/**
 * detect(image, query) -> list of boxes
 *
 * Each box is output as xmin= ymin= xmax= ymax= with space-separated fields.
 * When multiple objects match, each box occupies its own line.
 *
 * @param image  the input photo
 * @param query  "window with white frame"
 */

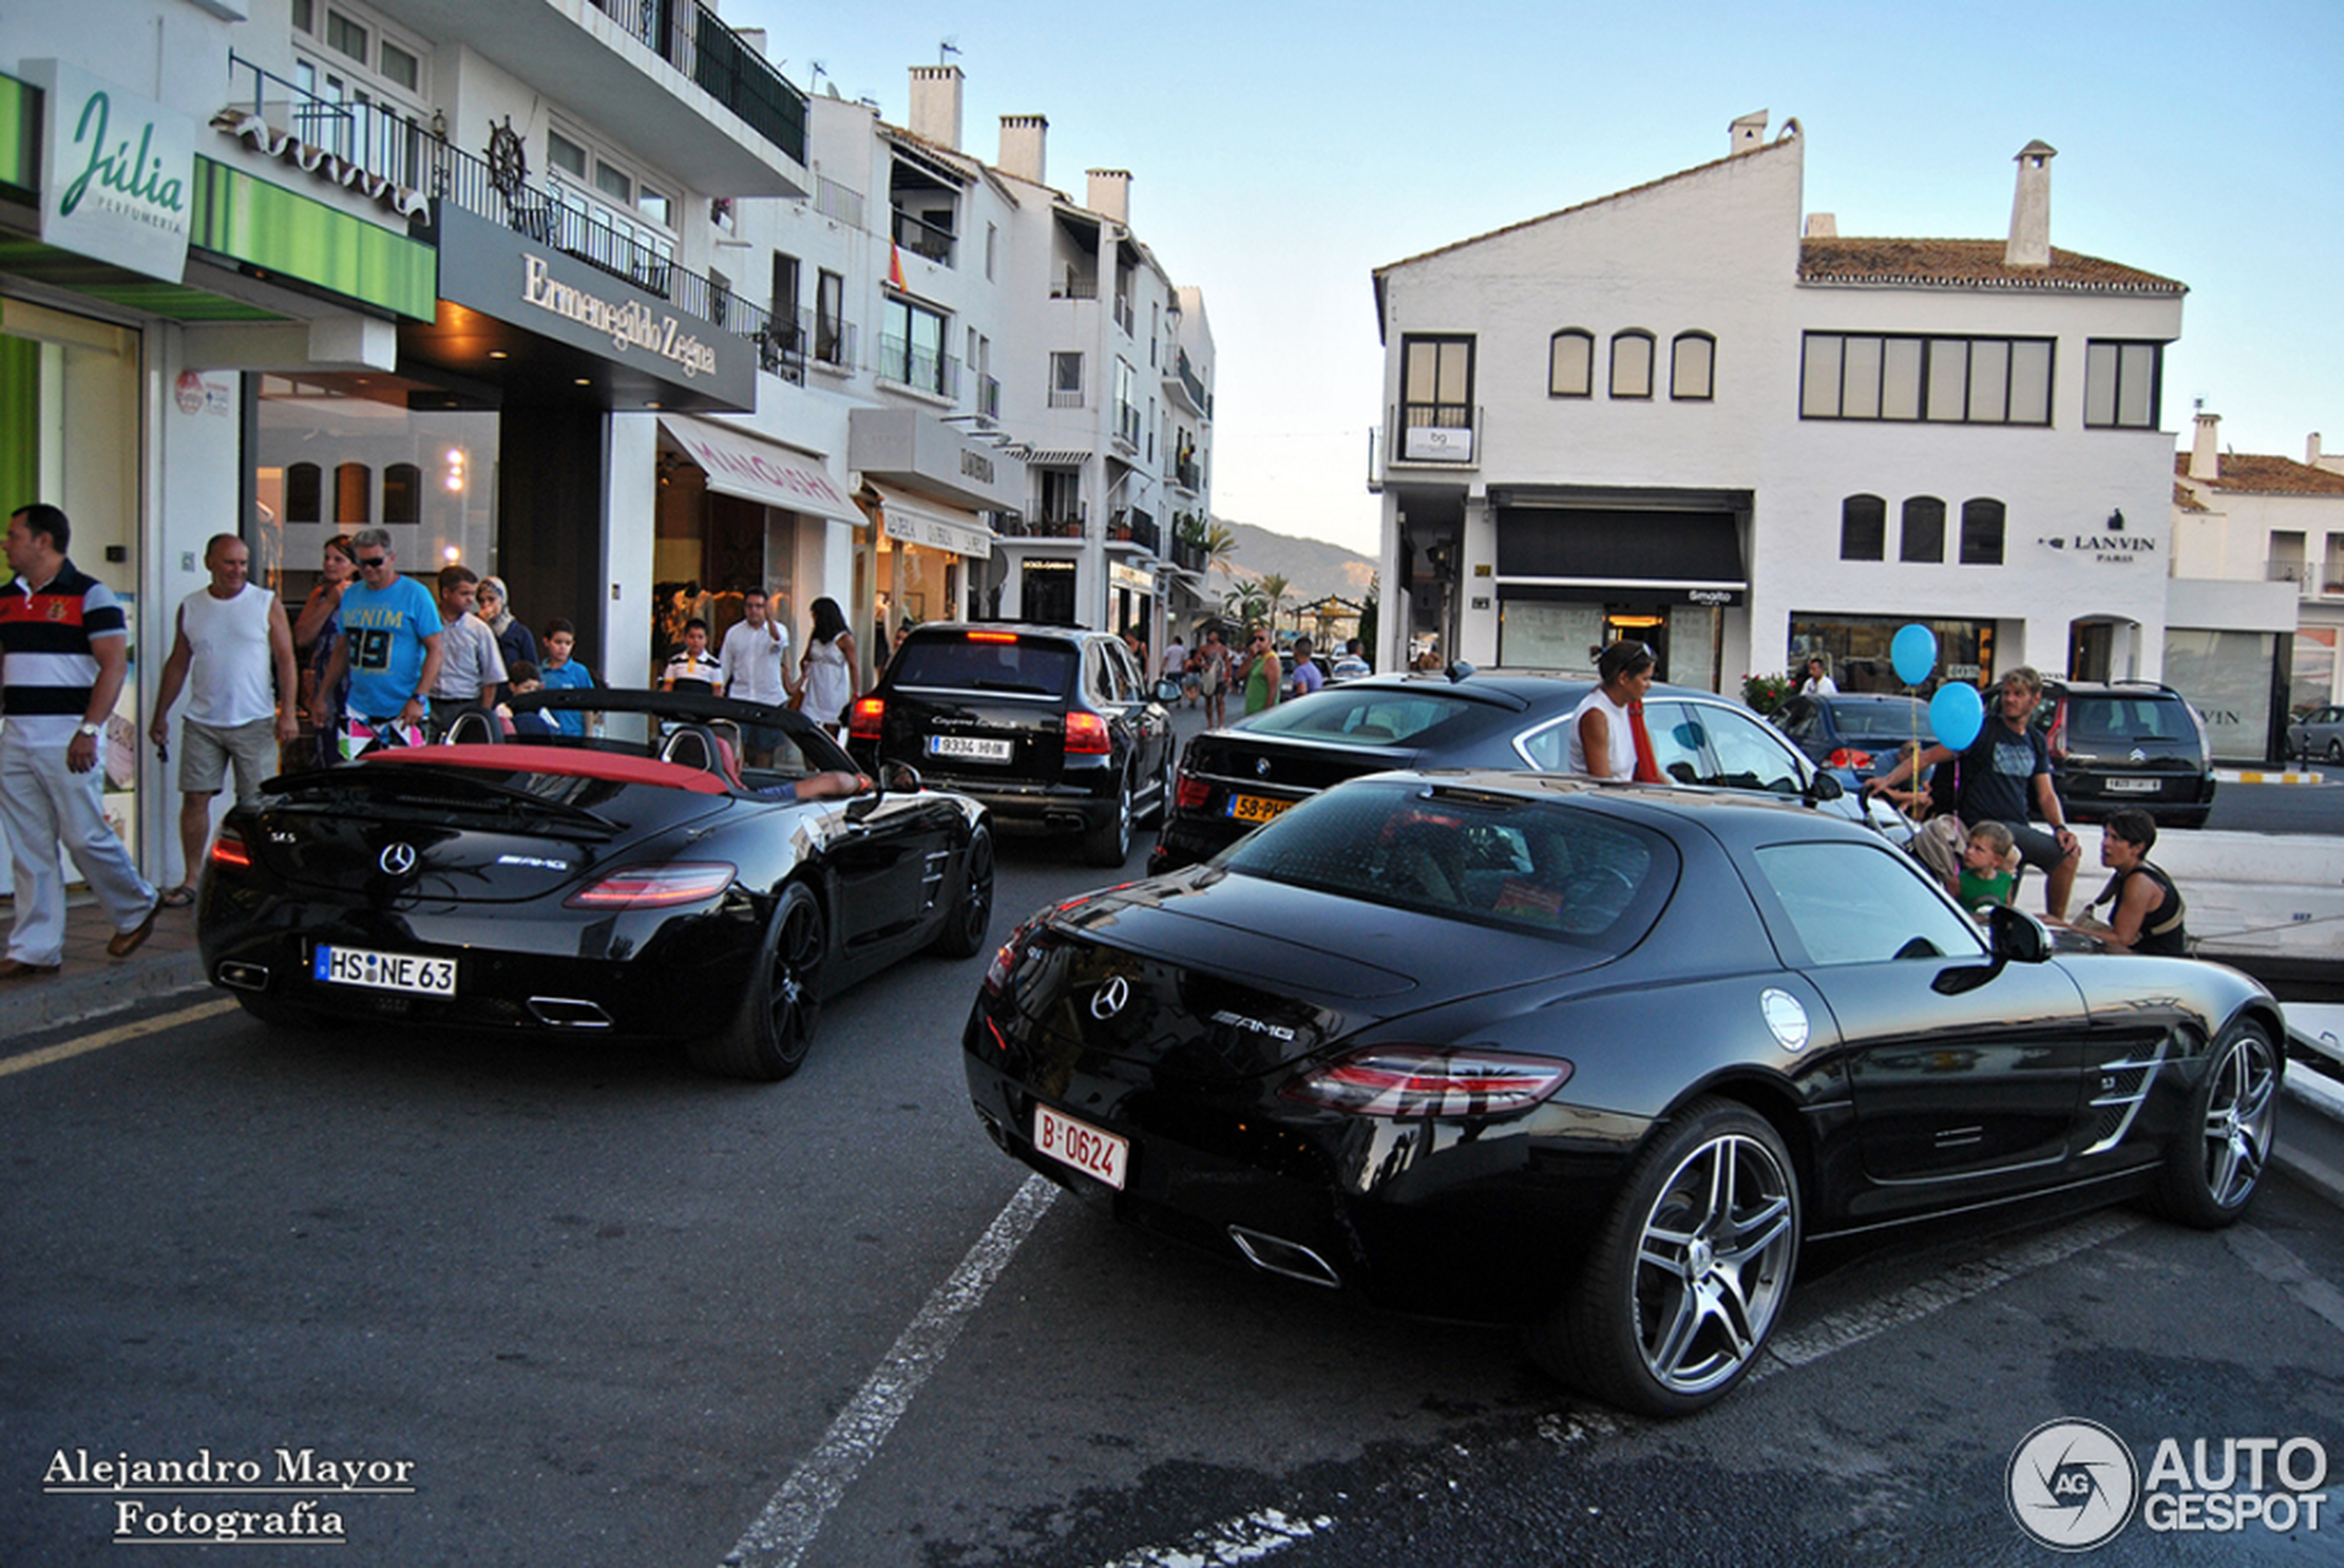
xmin=1051 ymin=352 xmax=1084 ymax=408
xmin=288 ymin=2 xmax=430 ymax=182
xmin=880 ymin=295 xmax=951 ymax=395
xmin=542 ymin=123 xmax=677 ymax=291
xmin=1801 ymin=333 xmax=2053 ymax=425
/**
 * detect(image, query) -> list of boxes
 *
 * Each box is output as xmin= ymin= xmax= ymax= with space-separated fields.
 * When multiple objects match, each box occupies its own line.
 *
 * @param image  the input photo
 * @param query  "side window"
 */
xmin=1106 ymin=641 xmax=1140 ymax=702
xmin=1776 ymin=700 xmax=1816 ymax=741
xmin=1752 ymin=842 xmax=1985 ymax=967
xmin=1517 ymin=716 xmax=1571 ymax=772
xmin=1701 ymin=706 xmax=1808 ymax=795
xmin=1638 ymin=700 xmax=1711 ymax=786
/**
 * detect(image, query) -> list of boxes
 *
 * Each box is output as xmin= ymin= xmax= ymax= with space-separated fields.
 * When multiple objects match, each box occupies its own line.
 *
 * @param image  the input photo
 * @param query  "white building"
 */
xmin=2170 ymin=413 xmax=2344 ymax=754
xmin=1369 ymin=115 xmax=2185 ymax=702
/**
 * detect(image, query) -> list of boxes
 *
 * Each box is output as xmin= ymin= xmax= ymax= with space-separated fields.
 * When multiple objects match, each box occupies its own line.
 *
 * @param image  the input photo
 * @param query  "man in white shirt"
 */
xmin=148 ymin=533 xmax=300 ymax=904
xmin=427 ymin=565 xmax=507 ymax=736
xmin=717 ymin=589 xmax=794 ymax=764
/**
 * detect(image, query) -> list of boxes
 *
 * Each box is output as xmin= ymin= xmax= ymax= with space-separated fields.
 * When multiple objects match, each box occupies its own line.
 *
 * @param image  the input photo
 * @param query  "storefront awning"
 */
xmin=869 ymin=484 xmax=993 ymax=559
xmin=658 ymin=414 xmax=859 ymax=523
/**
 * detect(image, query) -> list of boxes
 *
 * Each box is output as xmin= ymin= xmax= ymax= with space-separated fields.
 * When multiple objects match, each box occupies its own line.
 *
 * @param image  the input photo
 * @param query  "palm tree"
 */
xmin=1256 ymin=572 xmax=1293 ymax=634
xmin=1202 ymin=521 xmax=1240 ymax=581
xmin=1221 ymin=581 xmax=1269 ymax=627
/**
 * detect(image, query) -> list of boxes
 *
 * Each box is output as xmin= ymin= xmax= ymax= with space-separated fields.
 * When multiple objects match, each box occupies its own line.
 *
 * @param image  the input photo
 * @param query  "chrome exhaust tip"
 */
xmin=215 ymin=962 xmax=269 ymax=992
xmin=1227 ymin=1225 xmax=1342 ymax=1289
xmin=526 ymin=998 xmax=614 ymax=1028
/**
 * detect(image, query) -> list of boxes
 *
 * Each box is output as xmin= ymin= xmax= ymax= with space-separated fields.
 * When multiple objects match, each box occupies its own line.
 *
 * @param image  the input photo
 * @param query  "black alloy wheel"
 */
xmin=1084 ymin=773 xmax=1134 ymax=867
xmin=693 ymin=881 xmax=824 ymax=1081
xmin=1533 ymin=1096 xmax=1800 ymax=1417
xmin=2153 ymin=1020 xmax=2279 ymax=1227
xmin=929 ymin=825 xmax=996 ymax=959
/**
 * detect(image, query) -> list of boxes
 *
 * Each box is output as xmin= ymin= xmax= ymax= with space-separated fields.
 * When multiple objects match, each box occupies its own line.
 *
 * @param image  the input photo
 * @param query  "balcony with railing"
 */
xmin=1165 ymin=345 xmax=1209 ymax=417
xmin=225 ymin=53 xmax=432 ymax=194
xmin=812 ymin=316 xmax=856 ymax=374
xmin=583 ymin=0 xmax=807 ymax=165
xmin=876 ymin=335 xmax=959 ymax=400
xmin=1114 ymin=401 xmax=1142 ymax=450
xmin=1050 ymin=269 xmax=1099 ymax=300
xmin=1000 ymin=502 xmax=1088 ymax=541
xmin=1106 ymin=509 xmax=1160 ymax=554
xmin=1166 ymin=455 xmax=1202 ymax=494
xmin=891 ymin=208 xmax=956 ymax=268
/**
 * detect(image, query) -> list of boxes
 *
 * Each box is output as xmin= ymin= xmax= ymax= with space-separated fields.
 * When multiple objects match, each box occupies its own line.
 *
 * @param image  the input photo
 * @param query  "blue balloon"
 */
xmin=1890 ymin=624 xmax=1938 ymax=687
xmin=1930 ymin=681 xmax=1986 ymax=752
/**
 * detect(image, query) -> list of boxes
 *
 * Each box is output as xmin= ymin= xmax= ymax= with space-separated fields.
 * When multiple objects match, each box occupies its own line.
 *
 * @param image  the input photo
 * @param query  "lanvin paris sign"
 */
xmin=26 ymin=61 xmax=194 ymax=282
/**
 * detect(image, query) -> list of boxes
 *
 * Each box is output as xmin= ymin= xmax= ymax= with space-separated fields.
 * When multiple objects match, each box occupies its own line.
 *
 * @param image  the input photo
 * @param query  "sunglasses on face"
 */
xmin=359 ymin=557 xmax=388 ymax=569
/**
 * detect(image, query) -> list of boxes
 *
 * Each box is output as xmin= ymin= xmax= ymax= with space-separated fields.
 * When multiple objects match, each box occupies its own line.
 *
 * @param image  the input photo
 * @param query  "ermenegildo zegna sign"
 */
xmin=434 ymin=203 xmax=753 ymax=409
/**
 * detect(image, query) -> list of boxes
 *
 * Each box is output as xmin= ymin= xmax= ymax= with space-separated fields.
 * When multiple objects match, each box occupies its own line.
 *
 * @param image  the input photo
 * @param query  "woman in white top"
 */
xmin=797 ymin=595 xmax=858 ymax=736
xmin=1566 ymin=640 xmax=1659 ymax=778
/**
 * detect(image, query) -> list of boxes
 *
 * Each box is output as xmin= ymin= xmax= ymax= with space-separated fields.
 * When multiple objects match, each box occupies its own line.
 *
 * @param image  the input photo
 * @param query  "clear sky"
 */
xmin=731 ymin=0 xmax=2342 ymax=557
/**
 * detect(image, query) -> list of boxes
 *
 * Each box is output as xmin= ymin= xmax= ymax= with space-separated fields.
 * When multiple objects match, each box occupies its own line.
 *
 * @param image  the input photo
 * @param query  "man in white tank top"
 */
xmin=149 ymin=534 xmax=299 ymax=904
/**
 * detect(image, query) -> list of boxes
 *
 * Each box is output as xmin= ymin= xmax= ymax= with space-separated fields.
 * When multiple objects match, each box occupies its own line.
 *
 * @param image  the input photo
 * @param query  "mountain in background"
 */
xmin=1211 ymin=521 xmax=1377 ymax=606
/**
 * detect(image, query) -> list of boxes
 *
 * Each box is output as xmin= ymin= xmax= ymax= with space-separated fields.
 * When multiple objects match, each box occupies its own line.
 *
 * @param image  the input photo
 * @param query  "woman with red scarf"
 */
xmin=1565 ymin=641 xmax=1663 ymax=782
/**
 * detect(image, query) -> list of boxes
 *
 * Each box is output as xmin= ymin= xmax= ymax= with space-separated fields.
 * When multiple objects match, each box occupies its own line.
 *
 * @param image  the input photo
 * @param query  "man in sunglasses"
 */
xmin=1238 ymin=624 xmax=1282 ymax=716
xmin=309 ymin=527 xmax=444 ymax=755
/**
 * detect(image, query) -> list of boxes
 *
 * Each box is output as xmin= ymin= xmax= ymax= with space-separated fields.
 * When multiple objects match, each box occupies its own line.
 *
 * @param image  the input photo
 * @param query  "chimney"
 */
xmin=907 ymin=64 xmax=963 ymax=150
xmin=1087 ymin=168 xmax=1130 ymax=224
xmin=2310 ymin=433 xmax=2325 ymax=466
xmin=998 ymin=114 xmax=1047 ymax=185
xmin=1804 ymin=213 xmax=1837 ymax=238
xmin=2005 ymin=140 xmax=2055 ymax=269
xmin=2190 ymin=411 xmax=2220 ymax=481
xmin=1729 ymin=111 xmax=1767 ymax=156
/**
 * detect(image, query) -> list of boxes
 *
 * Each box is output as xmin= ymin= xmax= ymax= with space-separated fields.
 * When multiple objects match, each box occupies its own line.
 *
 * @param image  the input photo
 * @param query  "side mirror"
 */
xmin=1802 ymin=769 xmax=1845 ymax=804
xmin=1988 ymin=902 xmax=2052 ymax=964
xmin=1153 ymin=677 xmax=1182 ymax=705
xmin=846 ymin=762 xmax=921 ymax=822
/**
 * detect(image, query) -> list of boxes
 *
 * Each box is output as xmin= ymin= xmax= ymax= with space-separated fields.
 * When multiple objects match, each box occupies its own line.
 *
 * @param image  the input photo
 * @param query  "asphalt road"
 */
xmin=2210 ymin=775 xmax=2344 ymax=836
xmin=6 ymin=712 xmax=2343 ymax=1565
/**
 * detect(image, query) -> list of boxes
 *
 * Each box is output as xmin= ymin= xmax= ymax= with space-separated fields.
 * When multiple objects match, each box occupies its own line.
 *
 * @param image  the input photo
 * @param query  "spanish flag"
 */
xmin=888 ymin=243 xmax=906 ymax=291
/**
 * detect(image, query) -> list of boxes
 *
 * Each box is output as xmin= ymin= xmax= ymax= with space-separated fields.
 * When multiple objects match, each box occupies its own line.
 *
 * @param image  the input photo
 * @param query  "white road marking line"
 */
xmin=1092 ymin=1508 xmax=1336 ymax=1568
xmin=2225 ymin=1224 xmax=2344 ymax=1339
xmin=722 ymin=1173 xmax=1059 ymax=1568
xmin=0 ymin=998 xmax=240 ymax=1080
xmin=1754 ymin=1210 xmax=2144 ymax=1377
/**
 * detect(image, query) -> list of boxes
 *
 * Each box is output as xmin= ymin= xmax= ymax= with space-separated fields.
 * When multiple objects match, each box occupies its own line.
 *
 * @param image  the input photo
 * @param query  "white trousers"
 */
xmin=0 ymin=734 xmax=156 ymax=966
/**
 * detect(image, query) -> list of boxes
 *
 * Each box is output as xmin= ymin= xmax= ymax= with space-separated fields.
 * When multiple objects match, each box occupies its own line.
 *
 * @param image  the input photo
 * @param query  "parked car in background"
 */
xmin=969 ymin=771 xmax=2282 ymax=1416
xmin=1771 ymin=692 xmax=1936 ymax=782
xmin=2285 ymin=703 xmax=2344 ymax=763
xmin=849 ymin=622 xmax=1175 ymax=866
xmin=1148 ymin=669 xmax=1907 ymax=873
xmin=2031 ymin=678 xmax=2218 ymax=829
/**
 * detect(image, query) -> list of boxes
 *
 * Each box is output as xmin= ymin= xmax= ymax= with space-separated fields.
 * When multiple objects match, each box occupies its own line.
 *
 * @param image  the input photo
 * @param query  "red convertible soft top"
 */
xmin=361 ymin=744 xmax=729 ymax=794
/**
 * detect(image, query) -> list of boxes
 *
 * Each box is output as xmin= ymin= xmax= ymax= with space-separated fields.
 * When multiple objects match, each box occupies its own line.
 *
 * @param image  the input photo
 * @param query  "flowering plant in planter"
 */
xmin=1741 ymin=672 xmax=1797 ymax=716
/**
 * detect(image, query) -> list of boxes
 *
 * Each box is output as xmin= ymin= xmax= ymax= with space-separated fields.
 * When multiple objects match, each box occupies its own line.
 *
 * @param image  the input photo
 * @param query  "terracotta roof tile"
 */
xmin=2172 ymin=451 xmax=2344 ymax=496
xmin=1800 ymin=238 xmax=2183 ymax=294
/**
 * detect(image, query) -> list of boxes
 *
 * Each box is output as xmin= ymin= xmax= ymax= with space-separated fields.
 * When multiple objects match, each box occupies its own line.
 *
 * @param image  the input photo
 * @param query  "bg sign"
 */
xmin=25 ymin=60 xmax=194 ymax=282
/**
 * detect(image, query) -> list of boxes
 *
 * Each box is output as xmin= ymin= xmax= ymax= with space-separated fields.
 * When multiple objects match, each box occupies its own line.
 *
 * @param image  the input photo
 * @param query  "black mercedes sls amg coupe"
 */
xmin=965 ymin=770 xmax=2283 ymax=1415
xmin=199 ymin=689 xmax=993 ymax=1080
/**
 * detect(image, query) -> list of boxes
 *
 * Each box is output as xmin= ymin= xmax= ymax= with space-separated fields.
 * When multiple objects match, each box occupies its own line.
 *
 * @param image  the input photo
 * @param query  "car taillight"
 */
xmin=1826 ymin=747 xmax=1873 ymax=772
xmin=848 ymin=696 xmax=885 ymax=739
xmin=564 ymin=863 xmax=735 ymax=909
xmin=1175 ymin=769 xmax=1212 ymax=810
xmin=1282 ymin=1046 xmax=1573 ymax=1119
xmin=2046 ymin=700 xmax=2067 ymax=761
xmin=1064 ymin=712 xmax=1111 ymax=755
xmin=210 ymin=824 xmax=252 ymax=872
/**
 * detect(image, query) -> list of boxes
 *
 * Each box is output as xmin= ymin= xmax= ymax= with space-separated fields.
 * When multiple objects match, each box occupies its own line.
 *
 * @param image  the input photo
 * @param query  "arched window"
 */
xmin=1900 ymin=496 xmax=1946 ymax=563
xmin=1670 ymin=331 xmax=1716 ymax=401
xmin=1839 ymin=495 xmax=1885 ymax=561
xmin=1960 ymin=497 xmax=2005 ymax=565
xmin=333 ymin=462 xmax=372 ymax=526
xmin=1549 ymin=329 xmax=1594 ymax=398
xmin=1609 ymin=330 xmax=1655 ymax=399
xmin=382 ymin=462 xmax=422 ymax=524
xmin=283 ymin=462 xmax=322 ymax=525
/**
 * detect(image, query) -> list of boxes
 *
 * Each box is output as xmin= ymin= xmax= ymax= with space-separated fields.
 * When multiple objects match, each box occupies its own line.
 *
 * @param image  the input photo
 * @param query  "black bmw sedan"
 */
xmin=1148 ymin=669 xmax=1907 ymax=873
xmin=967 ymin=771 xmax=2281 ymax=1416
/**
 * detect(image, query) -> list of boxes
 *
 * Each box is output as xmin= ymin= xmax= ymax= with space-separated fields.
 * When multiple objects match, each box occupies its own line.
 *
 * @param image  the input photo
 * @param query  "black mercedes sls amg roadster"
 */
xmin=199 ymin=689 xmax=993 ymax=1080
xmin=965 ymin=770 xmax=2282 ymax=1415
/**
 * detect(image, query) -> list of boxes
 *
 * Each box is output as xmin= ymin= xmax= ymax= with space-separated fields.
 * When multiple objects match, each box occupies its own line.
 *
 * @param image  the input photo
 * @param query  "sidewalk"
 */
xmin=0 ymin=893 xmax=210 ymax=1035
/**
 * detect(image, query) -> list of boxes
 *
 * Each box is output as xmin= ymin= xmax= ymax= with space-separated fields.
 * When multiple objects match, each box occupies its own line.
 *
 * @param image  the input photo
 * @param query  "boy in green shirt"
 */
xmin=1952 ymin=820 xmax=2019 ymax=913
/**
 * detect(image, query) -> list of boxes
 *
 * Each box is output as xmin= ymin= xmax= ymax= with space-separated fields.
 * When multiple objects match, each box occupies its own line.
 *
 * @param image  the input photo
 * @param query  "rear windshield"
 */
xmin=1829 ymin=702 xmax=1927 ymax=738
xmin=2063 ymin=696 xmax=2195 ymax=747
xmin=1239 ymin=688 xmax=1481 ymax=747
xmin=891 ymin=636 xmax=1076 ymax=697
xmin=1217 ymin=779 xmax=1673 ymax=949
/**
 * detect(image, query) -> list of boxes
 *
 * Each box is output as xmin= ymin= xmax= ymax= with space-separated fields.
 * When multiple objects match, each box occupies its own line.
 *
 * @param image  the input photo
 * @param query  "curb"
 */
xmin=2217 ymin=768 xmax=2333 ymax=784
xmin=6 ymin=952 xmax=212 ymax=1035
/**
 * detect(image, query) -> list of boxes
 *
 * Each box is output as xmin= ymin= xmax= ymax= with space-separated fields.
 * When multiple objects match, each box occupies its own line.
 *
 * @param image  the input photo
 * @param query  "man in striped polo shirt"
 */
xmin=0 ymin=504 xmax=161 ymax=977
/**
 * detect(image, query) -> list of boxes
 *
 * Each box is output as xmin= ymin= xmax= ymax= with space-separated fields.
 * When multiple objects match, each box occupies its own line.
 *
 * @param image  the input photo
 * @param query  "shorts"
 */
xmin=1992 ymin=820 xmax=2073 ymax=873
xmin=180 ymin=716 xmax=280 ymax=800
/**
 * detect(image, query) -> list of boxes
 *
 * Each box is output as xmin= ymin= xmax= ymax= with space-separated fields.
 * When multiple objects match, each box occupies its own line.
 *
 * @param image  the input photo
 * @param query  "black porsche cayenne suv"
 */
xmin=848 ymin=622 xmax=1175 ymax=866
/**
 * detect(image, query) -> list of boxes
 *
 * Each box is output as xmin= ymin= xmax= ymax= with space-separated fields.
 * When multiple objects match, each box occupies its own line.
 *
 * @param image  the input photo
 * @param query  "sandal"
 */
xmin=157 ymin=885 xmax=197 ymax=909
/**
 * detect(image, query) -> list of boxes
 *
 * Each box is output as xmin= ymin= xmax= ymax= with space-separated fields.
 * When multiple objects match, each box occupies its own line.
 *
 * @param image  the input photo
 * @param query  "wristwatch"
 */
xmin=76 ymin=721 xmax=101 ymax=737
